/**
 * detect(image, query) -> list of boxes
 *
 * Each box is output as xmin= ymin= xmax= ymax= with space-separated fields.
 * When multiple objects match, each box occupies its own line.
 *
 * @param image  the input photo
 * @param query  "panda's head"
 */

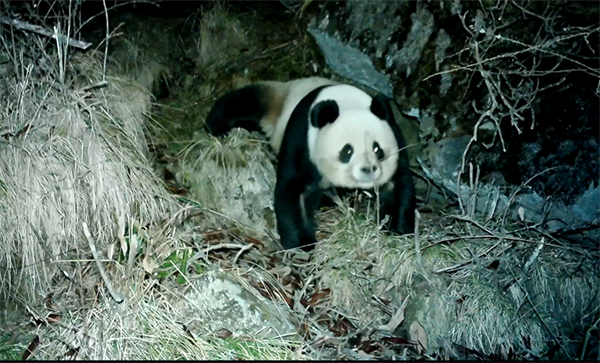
xmin=307 ymin=85 xmax=400 ymax=190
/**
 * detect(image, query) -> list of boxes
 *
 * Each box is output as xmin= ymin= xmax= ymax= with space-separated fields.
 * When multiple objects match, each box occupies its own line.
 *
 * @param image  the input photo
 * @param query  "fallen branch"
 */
xmin=200 ymin=241 xmax=254 ymax=265
xmin=82 ymin=222 xmax=124 ymax=303
xmin=0 ymin=16 xmax=92 ymax=50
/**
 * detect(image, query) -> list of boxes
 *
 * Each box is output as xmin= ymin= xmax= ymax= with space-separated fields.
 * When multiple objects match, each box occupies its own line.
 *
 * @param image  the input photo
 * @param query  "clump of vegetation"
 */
xmin=1 ymin=0 xmax=597 ymax=361
xmin=0 ymin=16 xmax=176 ymax=303
xmin=0 ymin=1 xmax=306 ymax=360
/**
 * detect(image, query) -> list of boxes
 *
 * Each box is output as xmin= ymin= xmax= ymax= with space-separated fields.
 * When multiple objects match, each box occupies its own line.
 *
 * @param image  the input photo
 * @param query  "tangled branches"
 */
xmin=424 ymin=0 xmax=600 ymax=173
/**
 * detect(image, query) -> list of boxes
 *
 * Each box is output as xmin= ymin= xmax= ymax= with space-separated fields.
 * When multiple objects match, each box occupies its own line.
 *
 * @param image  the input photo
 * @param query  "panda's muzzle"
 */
xmin=360 ymin=165 xmax=378 ymax=175
xmin=353 ymin=162 xmax=382 ymax=186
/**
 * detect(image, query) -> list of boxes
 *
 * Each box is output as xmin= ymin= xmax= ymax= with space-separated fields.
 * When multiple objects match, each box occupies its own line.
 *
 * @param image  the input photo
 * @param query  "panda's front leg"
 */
xmin=378 ymin=178 xmax=416 ymax=235
xmin=274 ymin=179 xmax=322 ymax=250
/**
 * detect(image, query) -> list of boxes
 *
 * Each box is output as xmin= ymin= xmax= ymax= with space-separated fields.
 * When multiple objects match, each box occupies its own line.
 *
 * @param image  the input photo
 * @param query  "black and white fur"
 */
xmin=205 ymin=77 xmax=415 ymax=250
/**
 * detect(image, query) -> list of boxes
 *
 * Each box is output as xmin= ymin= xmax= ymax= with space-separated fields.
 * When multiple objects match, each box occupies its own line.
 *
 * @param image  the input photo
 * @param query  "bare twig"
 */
xmin=414 ymin=210 xmax=423 ymax=269
xmin=75 ymin=0 xmax=156 ymax=35
xmin=0 ymin=16 xmax=91 ymax=49
xmin=433 ymin=238 xmax=506 ymax=274
xmin=420 ymin=234 xmax=586 ymax=255
xmin=82 ymin=222 xmax=124 ymax=303
xmin=501 ymin=166 xmax=563 ymax=233
xmin=580 ymin=317 xmax=600 ymax=360
xmin=523 ymin=237 xmax=544 ymax=272
xmin=422 ymin=28 xmax=600 ymax=82
xmin=424 ymin=4 xmax=599 ymax=180
xmin=233 ymin=243 xmax=253 ymax=265
xmin=201 ymin=242 xmax=252 ymax=256
xmin=101 ymin=0 xmax=109 ymax=83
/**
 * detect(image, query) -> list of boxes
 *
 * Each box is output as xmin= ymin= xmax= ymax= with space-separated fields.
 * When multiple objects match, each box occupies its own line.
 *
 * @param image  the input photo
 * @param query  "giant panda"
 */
xmin=205 ymin=77 xmax=416 ymax=250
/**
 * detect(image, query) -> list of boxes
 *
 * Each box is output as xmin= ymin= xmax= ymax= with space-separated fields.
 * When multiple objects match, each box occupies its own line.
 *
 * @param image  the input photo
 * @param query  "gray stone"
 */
xmin=387 ymin=8 xmax=435 ymax=77
xmin=180 ymin=269 xmax=299 ymax=340
xmin=308 ymin=27 xmax=393 ymax=98
xmin=421 ymin=136 xmax=599 ymax=233
xmin=572 ymin=184 xmax=600 ymax=226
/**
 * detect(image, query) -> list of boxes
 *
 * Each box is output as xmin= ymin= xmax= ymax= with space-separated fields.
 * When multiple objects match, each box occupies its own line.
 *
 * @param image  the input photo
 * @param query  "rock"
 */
xmin=307 ymin=27 xmax=393 ymax=98
xmin=422 ymin=136 xmax=599 ymax=234
xmin=386 ymin=8 xmax=434 ymax=78
xmin=179 ymin=269 xmax=299 ymax=340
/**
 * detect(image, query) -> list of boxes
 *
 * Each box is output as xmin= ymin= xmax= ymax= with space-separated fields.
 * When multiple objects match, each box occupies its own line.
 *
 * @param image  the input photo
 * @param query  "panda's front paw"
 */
xmin=382 ymin=214 xmax=414 ymax=235
xmin=280 ymin=235 xmax=317 ymax=251
xmin=393 ymin=216 xmax=414 ymax=235
xmin=280 ymin=233 xmax=317 ymax=250
xmin=298 ymin=235 xmax=318 ymax=251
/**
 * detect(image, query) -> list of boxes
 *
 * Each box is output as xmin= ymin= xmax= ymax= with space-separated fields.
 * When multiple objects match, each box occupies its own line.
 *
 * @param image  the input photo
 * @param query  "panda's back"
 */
xmin=260 ymin=77 xmax=337 ymax=153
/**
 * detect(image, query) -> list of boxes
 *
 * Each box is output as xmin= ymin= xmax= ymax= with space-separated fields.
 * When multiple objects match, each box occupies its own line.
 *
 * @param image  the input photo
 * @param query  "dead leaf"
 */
xmin=268 ymin=255 xmax=282 ymax=264
xmin=409 ymin=321 xmax=428 ymax=354
xmin=118 ymin=211 xmax=127 ymax=255
xmin=308 ymin=288 xmax=331 ymax=307
xmin=203 ymin=230 xmax=230 ymax=245
xmin=381 ymin=336 xmax=411 ymax=345
xmin=268 ymin=265 xmax=292 ymax=278
xmin=249 ymin=280 xmax=293 ymax=308
xmin=378 ymin=297 xmax=409 ymax=332
xmin=47 ymin=314 xmax=61 ymax=323
xmin=243 ymin=236 xmax=263 ymax=247
xmin=142 ymin=252 xmax=157 ymax=274
xmin=289 ymin=271 xmax=303 ymax=289
xmin=330 ymin=316 xmax=356 ymax=337
xmin=107 ymin=242 xmax=116 ymax=261
xmin=518 ymin=206 xmax=525 ymax=221
xmin=215 ymin=328 xmax=232 ymax=339
xmin=22 ymin=335 xmax=39 ymax=360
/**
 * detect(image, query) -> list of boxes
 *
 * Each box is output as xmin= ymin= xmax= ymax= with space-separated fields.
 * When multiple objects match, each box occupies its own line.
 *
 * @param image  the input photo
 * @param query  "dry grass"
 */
xmin=196 ymin=2 xmax=249 ymax=68
xmin=106 ymin=9 xmax=190 ymax=96
xmin=171 ymin=128 xmax=278 ymax=242
xmin=304 ymin=192 xmax=599 ymax=359
xmin=1 ymin=3 xmax=307 ymax=360
xmin=2 ymin=1 xmax=596 ymax=360
xmin=24 ymin=274 xmax=304 ymax=360
xmin=150 ymin=3 xmax=301 ymax=242
xmin=144 ymin=2 xmax=598 ymax=359
xmin=0 ymin=43 xmax=176 ymax=300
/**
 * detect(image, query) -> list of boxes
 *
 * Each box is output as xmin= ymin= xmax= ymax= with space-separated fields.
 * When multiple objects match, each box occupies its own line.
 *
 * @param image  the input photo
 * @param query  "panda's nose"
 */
xmin=361 ymin=165 xmax=378 ymax=175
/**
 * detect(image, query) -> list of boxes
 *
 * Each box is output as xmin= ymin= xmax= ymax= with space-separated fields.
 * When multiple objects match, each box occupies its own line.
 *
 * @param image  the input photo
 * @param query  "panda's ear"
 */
xmin=370 ymin=95 xmax=392 ymax=122
xmin=310 ymin=100 xmax=339 ymax=128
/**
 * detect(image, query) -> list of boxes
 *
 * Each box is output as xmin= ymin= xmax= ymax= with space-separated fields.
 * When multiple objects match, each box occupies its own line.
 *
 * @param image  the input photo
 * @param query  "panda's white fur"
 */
xmin=257 ymin=77 xmax=338 ymax=153
xmin=306 ymin=84 xmax=399 ymax=190
xmin=254 ymin=78 xmax=399 ymax=190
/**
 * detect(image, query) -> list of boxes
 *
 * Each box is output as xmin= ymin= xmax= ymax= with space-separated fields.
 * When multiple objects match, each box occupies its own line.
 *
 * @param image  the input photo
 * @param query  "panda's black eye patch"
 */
xmin=311 ymin=100 xmax=339 ymax=128
xmin=339 ymin=144 xmax=353 ymax=163
xmin=373 ymin=142 xmax=385 ymax=160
